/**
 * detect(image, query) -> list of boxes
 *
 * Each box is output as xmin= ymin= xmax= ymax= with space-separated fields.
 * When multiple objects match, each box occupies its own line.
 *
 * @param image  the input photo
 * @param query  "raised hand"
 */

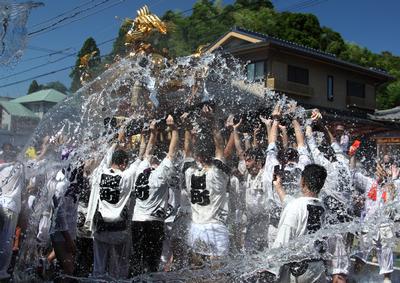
xmin=271 ymin=103 xmax=282 ymax=119
xmin=225 ymin=114 xmax=235 ymax=129
xmin=166 ymin=114 xmax=176 ymax=129
xmin=311 ymin=108 xmax=322 ymax=121
xmin=149 ymin=119 xmax=157 ymax=132
xmin=259 ymin=115 xmax=272 ymax=127
xmin=180 ymin=112 xmax=190 ymax=122
xmin=233 ymin=118 xmax=242 ymax=131
xmin=202 ymin=104 xmax=214 ymax=118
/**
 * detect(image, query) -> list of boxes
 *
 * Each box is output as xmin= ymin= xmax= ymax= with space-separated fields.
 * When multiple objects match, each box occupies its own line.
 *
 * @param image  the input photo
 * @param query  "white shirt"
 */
xmin=273 ymin=197 xmax=325 ymax=248
xmin=132 ymin=157 xmax=175 ymax=222
xmin=0 ymin=162 xmax=25 ymax=214
xmin=85 ymin=145 xmax=140 ymax=232
xmin=307 ymin=136 xmax=352 ymax=211
xmin=48 ymin=170 xmax=79 ymax=239
xmin=185 ymin=160 xmax=229 ymax=225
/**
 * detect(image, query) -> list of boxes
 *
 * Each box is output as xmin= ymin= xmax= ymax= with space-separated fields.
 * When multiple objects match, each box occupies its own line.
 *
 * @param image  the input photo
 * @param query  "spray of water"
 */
xmin=0 ymin=1 xmax=43 ymax=65
xmin=10 ymin=51 xmax=400 ymax=282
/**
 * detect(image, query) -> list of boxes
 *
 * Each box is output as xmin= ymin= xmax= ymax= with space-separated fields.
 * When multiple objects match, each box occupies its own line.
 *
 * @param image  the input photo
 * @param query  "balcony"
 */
xmin=346 ymin=96 xmax=374 ymax=111
xmin=266 ymin=77 xmax=314 ymax=97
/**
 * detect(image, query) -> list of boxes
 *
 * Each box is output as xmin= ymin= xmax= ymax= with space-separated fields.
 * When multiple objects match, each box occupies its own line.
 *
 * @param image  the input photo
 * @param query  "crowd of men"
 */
xmin=0 ymin=102 xmax=399 ymax=283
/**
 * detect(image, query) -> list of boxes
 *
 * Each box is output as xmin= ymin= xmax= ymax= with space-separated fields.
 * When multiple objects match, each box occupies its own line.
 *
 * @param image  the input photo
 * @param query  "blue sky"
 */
xmin=0 ymin=0 xmax=398 ymax=98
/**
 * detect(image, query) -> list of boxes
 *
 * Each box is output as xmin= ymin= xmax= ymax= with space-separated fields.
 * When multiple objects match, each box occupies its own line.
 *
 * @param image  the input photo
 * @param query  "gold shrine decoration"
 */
xmin=125 ymin=5 xmax=167 ymax=45
xmin=192 ymin=45 xmax=208 ymax=58
xmin=79 ymin=51 xmax=98 ymax=69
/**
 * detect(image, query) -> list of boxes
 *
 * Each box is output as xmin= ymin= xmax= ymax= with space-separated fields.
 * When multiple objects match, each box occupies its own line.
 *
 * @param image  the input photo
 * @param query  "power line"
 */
xmin=28 ymin=0 xmax=118 ymax=36
xmin=1 ymin=1 xmax=188 ymax=88
xmin=0 ymin=53 xmax=75 ymax=81
xmin=20 ymin=47 xmax=76 ymax=63
xmin=35 ymin=0 xmax=128 ymax=36
xmin=280 ymin=0 xmax=328 ymax=12
xmin=31 ymin=0 xmax=98 ymax=28
xmin=0 ymin=53 xmax=111 ymax=89
xmin=0 ymin=38 xmax=115 ymax=81
xmin=27 ymin=45 xmax=73 ymax=54
xmin=0 ymin=66 xmax=73 ymax=89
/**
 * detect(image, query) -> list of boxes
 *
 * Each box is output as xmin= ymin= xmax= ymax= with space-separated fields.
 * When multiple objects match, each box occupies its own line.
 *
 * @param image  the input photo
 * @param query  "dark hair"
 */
xmin=318 ymin=143 xmax=337 ymax=163
xmin=194 ymin=142 xmax=215 ymax=165
xmin=284 ymin=147 xmax=299 ymax=163
xmin=111 ymin=150 xmax=129 ymax=166
xmin=245 ymin=148 xmax=266 ymax=166
xmin=301 ymin=164 xmax=327 ymax=195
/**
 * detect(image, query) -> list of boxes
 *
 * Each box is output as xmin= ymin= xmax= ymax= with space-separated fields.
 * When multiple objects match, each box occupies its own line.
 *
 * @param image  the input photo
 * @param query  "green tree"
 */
xmin=111 ymin=20 xmax=132 ymax=58
xmin=275 ymin=12 xmax=322 ymax=49
xmin=28 ymin=80 xmax=41 ymax=94
xmin=70 ymin=37 xmax=101 ymax=92
xmin=234 ymin=0 xmax=273 ymax=10
xmin=43 ymin=81 xmax=68 ymax=94
xmin=109 ymin=0 xmax=400 ymax=109
xmin=319 ymin=27 xmax=346 ymax=56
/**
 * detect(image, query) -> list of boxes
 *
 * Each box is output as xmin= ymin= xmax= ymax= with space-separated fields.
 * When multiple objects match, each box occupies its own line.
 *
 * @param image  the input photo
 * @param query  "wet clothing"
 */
xmin=272 ymin=197 xmax=326 ymax=283
xmin=132 ymin=157 xmax=175 ymax=274
xmin=352 ymin=171 xmax=395 ymax=275
xmin=131 ymin=220 xmax=164 ymax=275
xmin=86 ymin=145 xmax=140 ymax=279
xmin=132 ymin=158 xmax=175 ymax=222
xmin=0 ymin=162 xmax=24 ymax=280
xmin=185 ymin=159 xmax=230 ymax=256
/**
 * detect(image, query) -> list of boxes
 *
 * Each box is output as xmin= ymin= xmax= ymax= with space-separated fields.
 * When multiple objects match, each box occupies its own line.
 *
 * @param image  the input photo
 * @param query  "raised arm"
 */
xmin=224 ymin=131 xmax=236 ymax=160
xmin=144 ymin=120 xmax=157 ymax=161
xmin=205 ymin=108 xmax=225 ymax=161
xmin=166 ymin=115 xmax=179 ymax=161
xmin=305 ymin=125 xmax=332 ymax=169
xmin=292 ymin=119 xmax=305 ymax=148
xmin=138 ymin=133 xmax=148 ymax=160
xmin=279 ymin=124 xmax=288 ymax=150
xmin=233 ymin=119 xmax=245 ymax=160
xmin=214 ymin=122 xmax=225 ymax=161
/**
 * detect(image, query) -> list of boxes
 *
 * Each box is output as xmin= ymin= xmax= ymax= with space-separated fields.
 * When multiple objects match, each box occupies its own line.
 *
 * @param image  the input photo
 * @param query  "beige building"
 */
xmin=207 ymin=27 xmax=393 ymax=113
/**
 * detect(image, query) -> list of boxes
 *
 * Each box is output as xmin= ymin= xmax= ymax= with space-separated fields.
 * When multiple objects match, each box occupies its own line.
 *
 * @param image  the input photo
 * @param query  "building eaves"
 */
xmin=12 ymin=89 xmax=66 ymax=104
xmin=368 ymin=106 xmax=400 ymax=122
xmin=0 ymin=101 xmax=39 ymax=118
xmin=210 ymin=26 xmax=394 ymax=82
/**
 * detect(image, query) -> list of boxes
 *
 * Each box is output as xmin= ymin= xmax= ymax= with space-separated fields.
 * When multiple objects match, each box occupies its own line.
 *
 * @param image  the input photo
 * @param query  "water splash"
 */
xmin=0 ymin=1 xmax=43 ymax=65
xmin=11 ymin=51 xmax=400 ymax=282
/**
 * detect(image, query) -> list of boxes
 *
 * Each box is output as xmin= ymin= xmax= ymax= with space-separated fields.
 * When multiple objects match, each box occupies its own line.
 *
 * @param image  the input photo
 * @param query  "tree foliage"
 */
xmin=27 ymin=80 xmax=40 ymax=94
xmin=109 ymin=0 xmax=399 ymax=109
xmin=27 ymin=80 xmax=68 ymax=94
xmin=70 ymin=37 xmax=101 ymax=92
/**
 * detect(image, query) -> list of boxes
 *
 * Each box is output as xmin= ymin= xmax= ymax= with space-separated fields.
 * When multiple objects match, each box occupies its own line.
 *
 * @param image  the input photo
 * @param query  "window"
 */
xmin=288 ymin=65 xmax=309 ymax=85
xmin=347 ymin=80 xmax=365 ymax=98
xmin=247 ymin=61 xmax=266 ymax=82
xmin=327 ymin=76 xmax=334 ymax=101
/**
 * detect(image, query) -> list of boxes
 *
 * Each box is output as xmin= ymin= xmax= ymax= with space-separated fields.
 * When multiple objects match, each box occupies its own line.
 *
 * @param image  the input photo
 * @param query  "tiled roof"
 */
xmin=368 ymin=106 xmax=400 ymax=122
xmin=0 ymin=101 xmax=39 ymax=118
xmin=232 ymin=26 xmax=337 ymax=58
xmin=12 ymin=89 xmax=66 ymax=104
xmin=210 ymin=26 xmax=393 ymax=80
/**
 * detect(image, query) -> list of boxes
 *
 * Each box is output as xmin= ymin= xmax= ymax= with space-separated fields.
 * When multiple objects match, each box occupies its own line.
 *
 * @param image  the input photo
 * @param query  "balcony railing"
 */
xmin=346 ymin=96 xmax=374 ymax=110
xmin=266 ymin=77 xmax=314 ymax=97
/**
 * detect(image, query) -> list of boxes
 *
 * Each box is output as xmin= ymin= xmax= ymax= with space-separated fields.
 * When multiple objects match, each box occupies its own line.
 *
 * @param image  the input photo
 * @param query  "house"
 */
xmin=0 ymin=89 xmax=66 ymax=146
xmin=0 ymin=101 xmax=39 ymax=131
xmin=11 ymin=89 xmax=66 ymax=119
xmin=368 ymin=107 xmax=400 ymax=158
xmin=206 ymin=26 xmax=397 ymax=159
xmin=206 ymin=26 xmax=394 ymax=114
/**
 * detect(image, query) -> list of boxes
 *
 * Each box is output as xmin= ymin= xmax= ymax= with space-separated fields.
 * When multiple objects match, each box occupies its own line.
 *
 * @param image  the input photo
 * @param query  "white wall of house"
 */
xmin=1 ymin=109 xmax=11 ymax=130
xmin=23 ymin=102 xmax=56 ymax=119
